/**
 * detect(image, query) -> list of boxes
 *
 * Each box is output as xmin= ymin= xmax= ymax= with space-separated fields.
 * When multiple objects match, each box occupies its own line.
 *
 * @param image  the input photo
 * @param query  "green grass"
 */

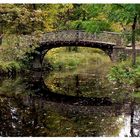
xmin=132 ymin=92 xmax=140 ymax=98
xmin=131 ymin=91 xmax=140 ymax=103
xmin=0 ymin=61 xmax=23 ymax=74
xmin=44 ymin=47 xmax=111 ymax=71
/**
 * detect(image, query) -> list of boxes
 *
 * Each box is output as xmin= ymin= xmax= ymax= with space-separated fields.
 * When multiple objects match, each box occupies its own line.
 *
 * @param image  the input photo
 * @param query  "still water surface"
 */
xmin=0 ymin=68 xmax=140 ymax=137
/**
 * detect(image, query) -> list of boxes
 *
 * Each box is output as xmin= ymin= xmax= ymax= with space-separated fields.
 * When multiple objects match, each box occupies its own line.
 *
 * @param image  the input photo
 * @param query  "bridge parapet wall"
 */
xmin=112 ymin=47 xmax=140 ymax=61
xmin=41 ymin=30 xmax=124 ymax=46
xmin=125 ymin=48 xmax=140 ymax=57
xmin=112 ymin=47 xmax=126 ymax=61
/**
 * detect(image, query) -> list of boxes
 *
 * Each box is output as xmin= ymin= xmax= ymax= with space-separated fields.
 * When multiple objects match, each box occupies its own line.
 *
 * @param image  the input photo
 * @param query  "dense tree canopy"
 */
xmin=1 ymin=4 xmax=140 ymax=65
xmin=0 ymin=4 xmax=123 ymax=35
xmin=104 ymin=4 xmax=140 ymax=65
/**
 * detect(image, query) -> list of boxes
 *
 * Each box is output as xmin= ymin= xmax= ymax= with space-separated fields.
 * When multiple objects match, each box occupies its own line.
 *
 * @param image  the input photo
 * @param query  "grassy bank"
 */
xmin=0 ymin=61 xmax=24 ymax=76
xmin=44 ymin=47 xmax=111 ymax=71
xmin=108 ymin=57 xmax=140 ymax=92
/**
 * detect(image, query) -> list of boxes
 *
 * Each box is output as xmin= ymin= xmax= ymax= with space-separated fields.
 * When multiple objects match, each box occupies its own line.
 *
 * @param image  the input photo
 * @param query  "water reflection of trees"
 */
xmin=130 ymin=103 xmax=140 ymax=137
xmin=0 ymin=76 xmax=127 ymax=136
xmin=0 ymin=95 xmax=123 ymax=136
xmin=44 ymin=71 xmax=130 ymax=103
xmin=44 ymin=72 xmax=107 ymax=97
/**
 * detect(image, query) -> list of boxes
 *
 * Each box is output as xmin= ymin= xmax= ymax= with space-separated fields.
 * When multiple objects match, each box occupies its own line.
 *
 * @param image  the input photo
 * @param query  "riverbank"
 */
xmin=0 ymin=61 xmax=25 ymax=76
xmin=1 ymin=44 xmax=140 ymax=98
xmin=0 ymin=46 xmax=111 ymax=76
xmin=108 ymin=57 xmax=140 ymax=94
xmin=44 ymin=47 xmax=111 ymax=71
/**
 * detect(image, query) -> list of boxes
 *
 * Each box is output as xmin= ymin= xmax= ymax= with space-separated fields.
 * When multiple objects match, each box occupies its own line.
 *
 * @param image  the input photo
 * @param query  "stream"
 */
xmin=0 ymin=67 xmax=139 ymax=137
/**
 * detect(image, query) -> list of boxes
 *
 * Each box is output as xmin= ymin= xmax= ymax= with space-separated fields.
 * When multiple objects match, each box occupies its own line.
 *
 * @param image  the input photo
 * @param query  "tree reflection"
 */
xmin=0 ymin=76 xmax=129 ymax=136
xmin=130 ymin=103 xmax=140 ymax=137
xmin=44 ymin=70 xmax=129 ymax=103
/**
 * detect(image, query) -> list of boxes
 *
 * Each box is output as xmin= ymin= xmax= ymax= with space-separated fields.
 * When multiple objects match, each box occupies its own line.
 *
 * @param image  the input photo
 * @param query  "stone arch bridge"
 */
xmin=28 ymin=30 xmax=126 ymax=69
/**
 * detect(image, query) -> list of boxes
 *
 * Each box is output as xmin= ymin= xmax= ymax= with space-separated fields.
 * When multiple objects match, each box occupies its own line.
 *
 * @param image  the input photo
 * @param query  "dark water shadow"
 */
xmin=24 ymin=73 xmax=121 ymax=106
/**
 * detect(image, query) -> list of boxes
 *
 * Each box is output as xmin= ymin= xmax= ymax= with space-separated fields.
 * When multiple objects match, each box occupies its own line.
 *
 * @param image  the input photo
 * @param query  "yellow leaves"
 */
xmin=60 ymin=4 xmax=74 ymax=13
xmin=111 ymin=23 xmax=123 ymax=32
xmin=96 ymin=14 xmax=107 ymax=21
xmin=0 ymin=4 xmax=15 ymax=13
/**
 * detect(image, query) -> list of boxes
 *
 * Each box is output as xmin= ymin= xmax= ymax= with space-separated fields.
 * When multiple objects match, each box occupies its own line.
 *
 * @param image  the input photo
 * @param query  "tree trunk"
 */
xmin=0 ymin=34 xmax=2 ymax=45
xmin=31 ymin=4 xmax=36 ymax=33
xmin=0 ymin=33 xmax=3 ymax=45
xmin=130 ymin=102 xmax=135 ymax=137
xmin=132 ymin=15 xmax=137 ymax=65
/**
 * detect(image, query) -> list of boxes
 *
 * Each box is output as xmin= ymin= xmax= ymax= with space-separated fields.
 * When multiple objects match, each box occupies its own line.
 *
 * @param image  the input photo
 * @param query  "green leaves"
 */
xmin=82 ymin=20 xmax=111 ymax=33
xmin=106 ymin=4 xmax=140 ymax=29
xmin=108 ymin=58 xmax=140 ymax=87
xmin=0 ymin=4 xmax=46 ymax=34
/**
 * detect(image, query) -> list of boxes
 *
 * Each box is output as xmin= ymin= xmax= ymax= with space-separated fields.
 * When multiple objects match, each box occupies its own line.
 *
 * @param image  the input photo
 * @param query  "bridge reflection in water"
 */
xmin=0 ymin=70 xmax=139 ymax=136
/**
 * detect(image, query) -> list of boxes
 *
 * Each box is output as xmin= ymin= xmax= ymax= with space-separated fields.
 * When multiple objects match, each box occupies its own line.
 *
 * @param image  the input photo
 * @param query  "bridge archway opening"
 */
xmin=42 ymin=46 xmax=111 ymax=70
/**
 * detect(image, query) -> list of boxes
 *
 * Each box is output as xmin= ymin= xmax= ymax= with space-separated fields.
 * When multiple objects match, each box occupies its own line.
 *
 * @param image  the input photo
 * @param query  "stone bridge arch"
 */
xmin=29 ymin=30 xmax=125 ymax=70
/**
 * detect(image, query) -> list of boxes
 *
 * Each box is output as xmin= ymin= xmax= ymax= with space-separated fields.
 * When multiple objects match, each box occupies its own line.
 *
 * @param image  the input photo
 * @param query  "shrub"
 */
xmin=0 ymin=61 xmax=22 ymax=74
xmin=108 ymin=57 xmax=140 ymax=88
